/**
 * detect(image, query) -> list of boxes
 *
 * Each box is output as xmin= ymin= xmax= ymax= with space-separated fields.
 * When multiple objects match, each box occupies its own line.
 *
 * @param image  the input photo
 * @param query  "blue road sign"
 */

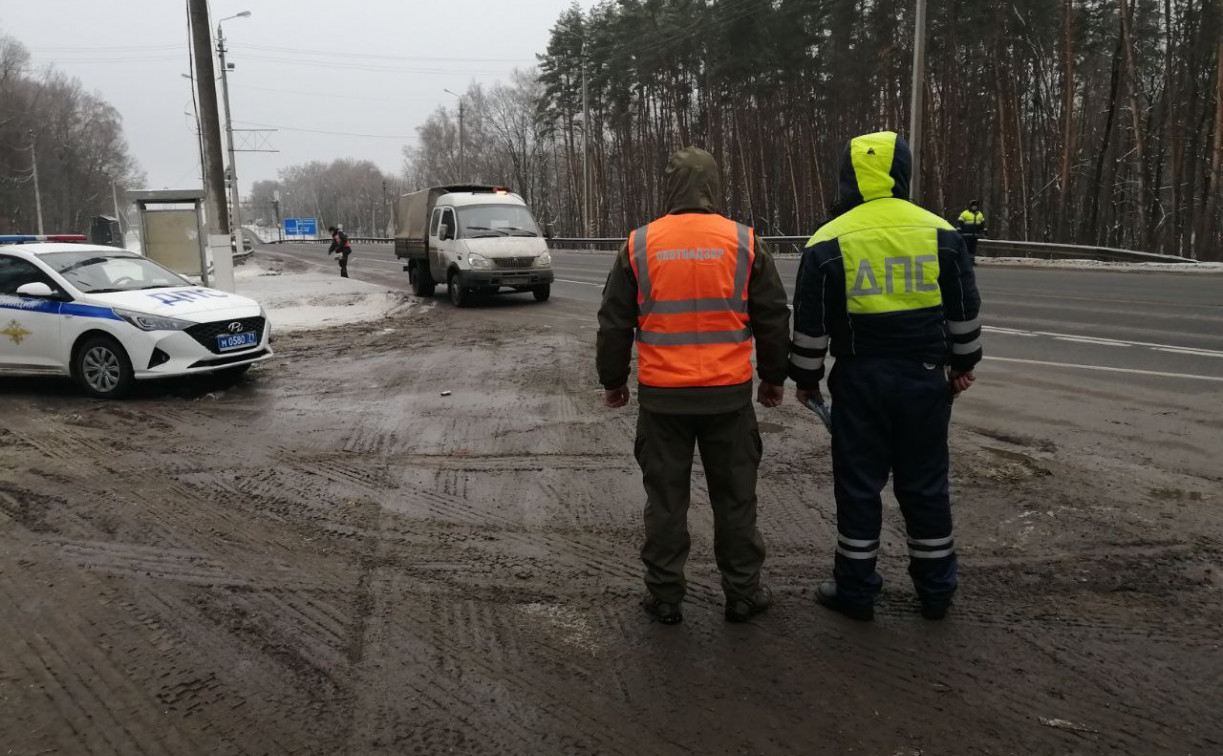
xmin=283 ymin=217 xmax=319 ymax=237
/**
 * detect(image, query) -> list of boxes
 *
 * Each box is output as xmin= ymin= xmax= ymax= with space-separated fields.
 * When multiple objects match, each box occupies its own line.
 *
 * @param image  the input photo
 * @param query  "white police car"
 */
xmin=0 ymin=237 xmax=272 ymax=398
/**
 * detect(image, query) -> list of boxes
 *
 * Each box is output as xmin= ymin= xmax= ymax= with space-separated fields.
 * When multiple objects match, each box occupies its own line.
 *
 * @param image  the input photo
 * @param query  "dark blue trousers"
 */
xmin=828 ymin=357 xmax=957 ymax=608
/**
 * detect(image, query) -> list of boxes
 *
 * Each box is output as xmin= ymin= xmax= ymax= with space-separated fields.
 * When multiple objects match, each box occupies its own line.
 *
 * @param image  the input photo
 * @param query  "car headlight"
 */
xmin=113 ymin=308 xmax=193 ymax=331
xmin=536 ymin=251 xmax=552 ymax=267
xmin=468 ymin=252 xmax=490 ymax=269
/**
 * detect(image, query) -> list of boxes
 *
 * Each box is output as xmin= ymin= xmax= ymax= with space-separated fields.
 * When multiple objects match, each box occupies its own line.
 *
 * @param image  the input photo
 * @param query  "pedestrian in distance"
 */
xmin=597 ymin=146 xmax=792 ymax=625
xmin=327 ymin=225 xmax=351 ymax=278
xmin=789 ymin=130 xmax=983 ymax=622
xmin=955 ymin=200 xmax=987 ymax=261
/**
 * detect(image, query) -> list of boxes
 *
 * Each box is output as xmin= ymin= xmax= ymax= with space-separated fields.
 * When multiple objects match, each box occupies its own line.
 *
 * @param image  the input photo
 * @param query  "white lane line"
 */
xmin=1054 ymin=336 xmax=1133 ymax=347
xmin=1029 ymin=328 xmax=1223 ymax=356
xmin=983 ymin=326 xmax=1038 ymax=337
xmin=984 ymin=356 xmax=1223 ymax=383
xmin=555 ymin=278 xmax=603 ymax=287
xmin=1152 ymin=347 xmax=1223 ymax=358
xmin=983 ymin=325 xmax=1223 ymax=357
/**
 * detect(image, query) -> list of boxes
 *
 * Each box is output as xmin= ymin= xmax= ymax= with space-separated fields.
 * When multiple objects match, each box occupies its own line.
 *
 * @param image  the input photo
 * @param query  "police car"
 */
xmin=0 ymin=236 xmax=272 ymax=398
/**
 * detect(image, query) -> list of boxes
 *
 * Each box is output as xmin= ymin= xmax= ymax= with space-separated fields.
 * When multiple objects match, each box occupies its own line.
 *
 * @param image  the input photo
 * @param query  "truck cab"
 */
xmin=396 ymin=186 xmax=553 ymax=307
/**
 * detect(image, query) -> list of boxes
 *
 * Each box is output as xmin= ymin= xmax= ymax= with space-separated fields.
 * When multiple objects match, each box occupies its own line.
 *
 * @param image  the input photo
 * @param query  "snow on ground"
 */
xmin=980 ymin=257 xmax=1223 ymax=273
xmin=234 ymin=262 xmax=411 ymax=333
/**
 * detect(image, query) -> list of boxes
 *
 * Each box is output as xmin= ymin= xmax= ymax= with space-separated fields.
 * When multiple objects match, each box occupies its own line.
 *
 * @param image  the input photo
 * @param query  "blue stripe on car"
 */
xmin=0 ymin=297 xmax=122 ymax=321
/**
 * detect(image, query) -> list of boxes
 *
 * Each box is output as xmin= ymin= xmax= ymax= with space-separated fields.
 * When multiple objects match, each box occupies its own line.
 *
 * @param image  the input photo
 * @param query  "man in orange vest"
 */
xmin=597 ymin=146 xmax=791 ymax=625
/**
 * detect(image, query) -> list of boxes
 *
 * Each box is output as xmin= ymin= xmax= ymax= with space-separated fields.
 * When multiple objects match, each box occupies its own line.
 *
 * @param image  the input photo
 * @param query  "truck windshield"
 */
xmin=41 ymin=251 xmax=190 ymax=293
xmin=457 ymin=205 xmax=540 ymax=238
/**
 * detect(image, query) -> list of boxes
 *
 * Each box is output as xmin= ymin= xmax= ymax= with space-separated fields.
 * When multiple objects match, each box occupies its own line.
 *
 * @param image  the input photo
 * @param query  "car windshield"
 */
xmin=41 ymin=251 xmax=190 ymax=294
xmin=457 ymin=204 xmax=540 ymax=238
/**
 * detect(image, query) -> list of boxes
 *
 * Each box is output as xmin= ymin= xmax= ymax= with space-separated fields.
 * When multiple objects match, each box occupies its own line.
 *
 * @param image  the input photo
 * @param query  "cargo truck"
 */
xmin=394 ymin=185 xmax=553 ymax=307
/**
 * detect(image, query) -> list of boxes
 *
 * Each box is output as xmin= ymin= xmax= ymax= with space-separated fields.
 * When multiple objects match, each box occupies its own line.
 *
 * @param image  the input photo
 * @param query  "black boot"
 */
xmin=815 ymin=580 xmax=874 ymax=621
xmin=725 ymin=584 xmax=772 ymax=623
xmin=641 ymin=593 xmax=683 ymax=625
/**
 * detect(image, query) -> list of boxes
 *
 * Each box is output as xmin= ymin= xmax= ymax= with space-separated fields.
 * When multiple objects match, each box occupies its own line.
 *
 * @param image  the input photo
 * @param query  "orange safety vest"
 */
xmin=628 ymin=213 xmax=755 ymax=388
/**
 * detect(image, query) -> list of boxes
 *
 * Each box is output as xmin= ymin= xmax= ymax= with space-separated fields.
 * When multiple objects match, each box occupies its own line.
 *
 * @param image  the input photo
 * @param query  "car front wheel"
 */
xmin=75 ymin=336 xmax=134 ymax=399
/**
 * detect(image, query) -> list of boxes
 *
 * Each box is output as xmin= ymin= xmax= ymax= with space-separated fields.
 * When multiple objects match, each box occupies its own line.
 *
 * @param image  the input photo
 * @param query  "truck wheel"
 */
xmin=448 ymin=273 xmax=470 ymax=308
xmin=410 ymin=263 xmax=436 ymax=297
xmin=75 ymin=335 xmax=134 ymax=399
xmin=533 ymin=284 xmax=551 ymax=302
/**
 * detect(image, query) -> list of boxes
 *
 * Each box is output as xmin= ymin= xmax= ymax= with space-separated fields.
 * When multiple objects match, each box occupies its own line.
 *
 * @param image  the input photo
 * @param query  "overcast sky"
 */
xmin=3 ymin=0 xmax=596 ymax=193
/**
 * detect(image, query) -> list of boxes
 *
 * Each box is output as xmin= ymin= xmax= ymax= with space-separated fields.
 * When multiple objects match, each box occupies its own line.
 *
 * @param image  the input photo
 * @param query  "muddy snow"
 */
xmin=0 ymin=294 xmax=1220 ymax=755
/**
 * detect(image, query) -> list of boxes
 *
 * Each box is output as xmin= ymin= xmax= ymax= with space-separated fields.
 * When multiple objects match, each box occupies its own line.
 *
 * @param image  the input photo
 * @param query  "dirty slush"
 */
xmin=1 ymin=302 xmax=1220 ymax=755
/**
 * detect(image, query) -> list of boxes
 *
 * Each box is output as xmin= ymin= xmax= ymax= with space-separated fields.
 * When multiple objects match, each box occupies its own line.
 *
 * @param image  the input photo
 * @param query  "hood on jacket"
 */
xmin=834 ymin=131 xmax=912 ymax=211
xmin=664 ymin=146 xmax=721 ymax=214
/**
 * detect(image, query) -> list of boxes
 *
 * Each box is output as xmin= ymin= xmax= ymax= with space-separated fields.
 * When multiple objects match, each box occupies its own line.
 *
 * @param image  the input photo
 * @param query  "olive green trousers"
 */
xmin=634 ymin=404 xmax=767 ymax=604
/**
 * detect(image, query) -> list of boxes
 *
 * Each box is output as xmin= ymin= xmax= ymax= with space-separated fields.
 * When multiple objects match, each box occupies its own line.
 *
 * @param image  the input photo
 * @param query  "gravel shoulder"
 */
xmin=1 ymin=298 xmax=1220 ymax=755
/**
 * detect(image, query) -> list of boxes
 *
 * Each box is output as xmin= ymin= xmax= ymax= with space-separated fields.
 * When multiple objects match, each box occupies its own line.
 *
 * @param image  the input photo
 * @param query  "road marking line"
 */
xmin=1054 ymin=336 xmax=1133 ymax=347
xmin=984 ymin=356 xmax=1223 ymax=382
xmin=982 ymin=326 xmax=1038 ymax=337
xmin=1029 ymin=329 xmax=1223 ymax=356
xmin=1152 ymin=347 xmax=1223 ymax=358
xmin=555 ymin=279 xmax=603 ymax=287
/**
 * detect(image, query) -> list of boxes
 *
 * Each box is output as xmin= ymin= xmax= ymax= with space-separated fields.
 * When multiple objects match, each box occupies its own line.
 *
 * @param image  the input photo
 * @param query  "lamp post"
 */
xmin=27 ymin=132 xmax=44 ymax=235
xmin=444 ymin=88 xmax=465 ymax=181
xmin=908 ymin=0 xmax=928 ymax=205
xmin=217 ymin=10 xmax=250 ymax=290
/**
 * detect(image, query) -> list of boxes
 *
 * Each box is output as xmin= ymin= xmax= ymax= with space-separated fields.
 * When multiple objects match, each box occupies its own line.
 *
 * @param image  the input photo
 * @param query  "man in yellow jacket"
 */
xmin=955 ymin=200 xmax=987 ymax=259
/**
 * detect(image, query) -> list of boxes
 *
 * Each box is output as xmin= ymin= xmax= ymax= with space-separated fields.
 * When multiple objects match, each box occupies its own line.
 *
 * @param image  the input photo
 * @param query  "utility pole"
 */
xmin=382 ymin=179 xmax=388 ymax=236
xmin=216 ymin=19 xmax=245 ymax=280
xmin=273 ymin=189 xmax=283 ymax=242
xmin=187 ymin=0 xmax=229 ymax=237
xmin=444 ymin=89 xmax=465 ymax=181
xmin=908 ymin=0 xmax=928 ymax=205
xmin=29 ymin=135 xmax=44 ymax=234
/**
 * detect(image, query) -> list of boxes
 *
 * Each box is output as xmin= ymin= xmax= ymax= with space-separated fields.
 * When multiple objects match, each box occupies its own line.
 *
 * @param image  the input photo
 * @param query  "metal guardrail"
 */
xmin=269 ymin=237 xmax=392 ymax=244
xmin=268 ymin=234 xmax=1198 ymax=265
xmin=548 ymin=236 xmax=1199 ymax=264
xmin=976 ymin=239 xmax=1197 ymax=264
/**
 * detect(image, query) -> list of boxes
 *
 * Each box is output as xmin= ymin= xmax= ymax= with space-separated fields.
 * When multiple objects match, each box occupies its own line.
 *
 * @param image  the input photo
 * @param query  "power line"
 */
xmin=230 ymin=43 xmax=534 ymax=65
xmin=231 ymin=119 xmax=416 ymax=140
xmin=231 ymin=83 xmax=456 ymax=104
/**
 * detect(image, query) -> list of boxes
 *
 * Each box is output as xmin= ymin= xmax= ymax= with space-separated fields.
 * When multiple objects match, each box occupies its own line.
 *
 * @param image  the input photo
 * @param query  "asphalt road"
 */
xmin=257 ymin=241 xmax=1223 ymax=391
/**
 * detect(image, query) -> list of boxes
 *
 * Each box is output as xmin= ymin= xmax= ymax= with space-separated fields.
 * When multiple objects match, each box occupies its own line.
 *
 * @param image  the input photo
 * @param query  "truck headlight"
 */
xmin=113 ymin=308 xmax=194 ymax=332
xmin=536 ymin=251 xmax=552 ymax=267
xmin=468 ymin=253 xmax=490 ymax=269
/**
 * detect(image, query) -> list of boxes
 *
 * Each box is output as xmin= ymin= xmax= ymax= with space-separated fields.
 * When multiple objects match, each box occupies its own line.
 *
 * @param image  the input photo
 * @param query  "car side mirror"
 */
xmin=439 ymin=223 xmax=452 ymax=241
xmin=16 ymin=282 xmax=56 ymax=299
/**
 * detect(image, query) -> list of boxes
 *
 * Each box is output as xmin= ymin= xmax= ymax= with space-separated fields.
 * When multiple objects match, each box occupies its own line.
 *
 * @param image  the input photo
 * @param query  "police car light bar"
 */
xmin=0 ymin=234 xmax=88 ymax=243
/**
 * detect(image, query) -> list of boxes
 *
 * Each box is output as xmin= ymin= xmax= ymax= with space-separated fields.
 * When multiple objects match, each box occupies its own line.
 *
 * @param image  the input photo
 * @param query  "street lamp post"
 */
xmin=216 ymin=10 xmax=250 ymax=290
xmin=908 ymin=0 xmax=928 ymax=205
xmin=444 ymin=88 xmax=465 ymax=181
xmin=28 ymin=133 xmax=44 ymax=235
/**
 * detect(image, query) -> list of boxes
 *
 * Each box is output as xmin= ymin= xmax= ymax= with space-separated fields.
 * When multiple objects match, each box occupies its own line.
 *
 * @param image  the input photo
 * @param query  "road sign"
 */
xmin=283 ymin=217 xmax=319 ymax=238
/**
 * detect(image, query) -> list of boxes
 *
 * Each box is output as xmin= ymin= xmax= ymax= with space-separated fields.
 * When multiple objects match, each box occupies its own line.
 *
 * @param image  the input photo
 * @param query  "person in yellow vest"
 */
xmin=955 ymin=200 xmax=987 ymax=260
xmin=597 ymin=146 xmax=791 ymax=625
xmin=790 ymin=131 xmax=983 ymax=621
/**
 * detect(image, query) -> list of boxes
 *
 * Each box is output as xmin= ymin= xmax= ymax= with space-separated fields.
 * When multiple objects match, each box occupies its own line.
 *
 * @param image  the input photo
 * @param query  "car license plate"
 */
xmin=217 ymin=331 xmax=257 ymax=352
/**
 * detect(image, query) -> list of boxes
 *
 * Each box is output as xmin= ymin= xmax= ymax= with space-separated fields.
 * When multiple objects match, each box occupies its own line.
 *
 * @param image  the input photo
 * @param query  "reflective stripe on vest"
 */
xmin=628 ymin=215 xmax=755 ymax=388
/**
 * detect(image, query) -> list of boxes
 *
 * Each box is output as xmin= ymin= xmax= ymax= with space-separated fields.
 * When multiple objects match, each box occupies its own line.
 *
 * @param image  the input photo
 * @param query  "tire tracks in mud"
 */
xmin=2 ymin=308 xmax=1222 ymax=754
